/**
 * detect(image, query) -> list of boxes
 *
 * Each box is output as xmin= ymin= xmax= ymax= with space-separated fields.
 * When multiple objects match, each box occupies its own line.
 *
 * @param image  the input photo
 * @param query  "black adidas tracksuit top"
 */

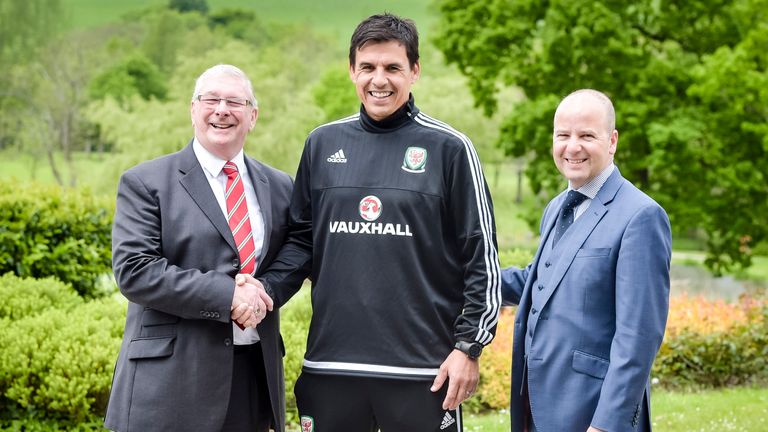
xmin=262 ymin=96 xmax=501 ymax=380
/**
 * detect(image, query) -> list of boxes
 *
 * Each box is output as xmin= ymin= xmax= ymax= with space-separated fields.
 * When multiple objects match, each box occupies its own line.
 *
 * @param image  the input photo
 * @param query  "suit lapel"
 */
xmin=177 ymin=142 xmax=238 ymax=253
xmin=538 ymin=169 xmax=624 ymax=310
xmin=244 ymin=156 xmax=272 ymax=271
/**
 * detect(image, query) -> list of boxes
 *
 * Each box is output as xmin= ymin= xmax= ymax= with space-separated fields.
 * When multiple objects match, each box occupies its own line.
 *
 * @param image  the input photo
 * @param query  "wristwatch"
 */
xmin=454 ymin=341 xmax=483 ymax=359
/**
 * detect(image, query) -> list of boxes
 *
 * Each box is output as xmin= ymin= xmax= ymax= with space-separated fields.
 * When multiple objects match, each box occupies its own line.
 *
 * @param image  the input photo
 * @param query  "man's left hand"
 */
xmin=587 ymin=427 xmax=605 ymax=432
xmin=430 ymin=349 xmax=479 ymax=410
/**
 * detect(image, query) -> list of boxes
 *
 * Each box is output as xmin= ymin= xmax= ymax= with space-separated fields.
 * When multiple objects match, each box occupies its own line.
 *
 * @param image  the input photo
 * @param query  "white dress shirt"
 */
xmin=193 ymin=139 xmax=264 ymax=344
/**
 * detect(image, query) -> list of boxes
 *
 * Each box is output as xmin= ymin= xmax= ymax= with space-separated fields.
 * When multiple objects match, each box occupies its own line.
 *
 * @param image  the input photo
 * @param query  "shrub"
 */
xmin=498 ymin=248 xmax=534 ymax=268
xmin=665 ymin=292 xmax=764 ymax=336
xmin=0 ymin=296 xmax=125 ymax=426
xmin=475 ymin=307 xmax=514 ymax=412
xmin=653 ymin=293 xmax=768 ymax=389
xmin=0 ymin=181 xmax=113 ymax=298
xmin=0 ymin=273 xmax=83 ymax=321
xmin=279 ymin=286 xmax=312 ymax=427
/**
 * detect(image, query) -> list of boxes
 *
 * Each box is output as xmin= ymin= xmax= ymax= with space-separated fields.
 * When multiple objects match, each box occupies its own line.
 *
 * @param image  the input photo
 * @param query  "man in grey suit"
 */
xmin=501 ymin=89 xmax=671 ymax=432
xmin=104 ymin=64 xmax=291 ymax=432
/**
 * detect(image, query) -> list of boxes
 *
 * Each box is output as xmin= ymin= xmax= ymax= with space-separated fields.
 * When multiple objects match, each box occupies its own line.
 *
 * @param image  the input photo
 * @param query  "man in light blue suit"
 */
xmin=502 ymin=89 xmax=671 ymax=432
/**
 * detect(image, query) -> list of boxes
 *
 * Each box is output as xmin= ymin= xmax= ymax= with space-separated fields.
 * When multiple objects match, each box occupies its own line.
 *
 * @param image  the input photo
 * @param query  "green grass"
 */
xmin=465 ymin=387 xmax=768 ymax=431
xmin=464 ymin=410 xmax=510 ymax=431
xmin=65 ymin=0 xmax=435 ymax=43
xmin=652 ymin=387 xmax=768 ymax=431
xmin=0 ymin=150 xmax=118 ymax=193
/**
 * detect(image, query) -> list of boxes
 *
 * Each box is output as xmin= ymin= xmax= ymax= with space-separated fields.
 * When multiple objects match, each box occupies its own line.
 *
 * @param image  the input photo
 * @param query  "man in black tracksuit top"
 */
xmin=254 ymin=14 xmax=501 ymax=432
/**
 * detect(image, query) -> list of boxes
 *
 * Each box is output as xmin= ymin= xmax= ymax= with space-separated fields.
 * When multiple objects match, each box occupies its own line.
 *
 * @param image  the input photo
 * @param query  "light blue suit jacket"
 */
xmin=502 ymin=168 xmax=671 ymax=432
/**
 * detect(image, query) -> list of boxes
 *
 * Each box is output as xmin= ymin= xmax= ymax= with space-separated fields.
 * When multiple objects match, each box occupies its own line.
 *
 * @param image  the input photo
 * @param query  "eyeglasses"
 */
xmin=196 ymin=95 xmax=252 ymax=109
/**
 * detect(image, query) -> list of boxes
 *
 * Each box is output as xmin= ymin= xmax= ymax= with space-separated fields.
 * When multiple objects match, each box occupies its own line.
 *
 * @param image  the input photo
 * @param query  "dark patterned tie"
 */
xmin=222 ymin=162 xmax=257 ymax=275
xmin=553 ymin=190 xmax=588 ymax=246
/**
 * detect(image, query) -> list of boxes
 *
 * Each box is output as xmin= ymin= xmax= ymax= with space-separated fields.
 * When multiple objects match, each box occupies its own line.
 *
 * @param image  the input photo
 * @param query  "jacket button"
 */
xmin=224 ymin=338 xmax=232 ymax=346
xmin=232 ymin=258 xmax=239 ymax=268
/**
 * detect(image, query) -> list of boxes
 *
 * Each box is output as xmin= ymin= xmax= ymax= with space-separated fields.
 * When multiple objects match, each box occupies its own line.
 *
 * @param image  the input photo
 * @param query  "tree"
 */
xmin=90 ymin=54 xmax=168 ymax=104
xmin=433 ymin=0 xmax=768 ymax=274
xmin=0 ymin=0 xmax=64 ymax=149
xmin=168 ymin=0 xmax=208 ymax=14
xmin=10 ymin=32 xmax=104 ymax=186
xmin=312 ymin=64 xmax=359 ymax=123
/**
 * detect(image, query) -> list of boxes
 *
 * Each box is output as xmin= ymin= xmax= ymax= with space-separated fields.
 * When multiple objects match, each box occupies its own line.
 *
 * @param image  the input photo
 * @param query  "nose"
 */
xmin=213 ymin=99 xmax=231 ymax=114
xmin=565 ymin=138 xmax=582 ymax=152
xmin=371 ymin=67 xmax=387 ymax=87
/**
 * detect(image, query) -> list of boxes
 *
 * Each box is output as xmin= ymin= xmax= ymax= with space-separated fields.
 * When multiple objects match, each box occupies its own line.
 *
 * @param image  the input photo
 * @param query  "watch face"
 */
xmin=468 ymin=343 xmax=482 ymax=358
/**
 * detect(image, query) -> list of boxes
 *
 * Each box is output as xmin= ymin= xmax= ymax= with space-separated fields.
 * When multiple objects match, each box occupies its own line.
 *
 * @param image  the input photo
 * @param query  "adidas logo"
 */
xmin=327 ymin=149 xmax=347 ymax=163
xmin=440 ymin=411 xmax=456 ymax=430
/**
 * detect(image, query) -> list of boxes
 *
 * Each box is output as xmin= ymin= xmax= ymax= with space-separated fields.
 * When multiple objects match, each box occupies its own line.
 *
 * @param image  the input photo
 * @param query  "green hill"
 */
xmin=66 ymin=0 xmax=435 ymax=42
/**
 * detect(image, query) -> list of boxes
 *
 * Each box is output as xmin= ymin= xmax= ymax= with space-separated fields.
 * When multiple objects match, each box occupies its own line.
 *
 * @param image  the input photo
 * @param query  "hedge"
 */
xmin=279 ymin=286 xmax=312 ymax=426
xmin=652 ymin=292 xmax=768 ymax=389
xmin=0 ymin=181 xmax=113 ymax=298
xmin=0 ymin=276 xmax=125 ymax=428
xmin=0 ymin=273 xmax=83 ymax=321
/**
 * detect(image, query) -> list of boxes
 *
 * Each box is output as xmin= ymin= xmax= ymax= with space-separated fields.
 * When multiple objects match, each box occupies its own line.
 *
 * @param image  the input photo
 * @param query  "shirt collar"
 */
xmin=569 ymin=163 xmax=615 ymax=199
xmin=359 ymin=94 xmax=417 ymax=133
xmin=192 ymin=138 xmax=247 ymax=178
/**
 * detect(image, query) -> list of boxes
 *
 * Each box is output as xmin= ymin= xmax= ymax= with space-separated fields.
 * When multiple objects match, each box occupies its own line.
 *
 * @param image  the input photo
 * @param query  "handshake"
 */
xmin=230 ymin=274 xmax=274 ymax=329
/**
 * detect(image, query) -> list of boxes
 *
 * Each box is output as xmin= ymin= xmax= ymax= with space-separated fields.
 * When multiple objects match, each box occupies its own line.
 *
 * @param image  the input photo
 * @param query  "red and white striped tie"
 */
xmin=223 ymin=162 xmax=257 ymax=275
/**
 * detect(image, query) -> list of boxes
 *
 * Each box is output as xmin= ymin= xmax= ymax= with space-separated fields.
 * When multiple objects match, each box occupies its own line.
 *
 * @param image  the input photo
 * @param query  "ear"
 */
xmin=410 ymin=61 xmax=421 ymax=83
xmin=349 ymin=63 xmax=356 ymax=82
xmin=609 ymin=129 xmax=618 ymax=155
xmin=249 ymin=108 xmax=258 ymax=131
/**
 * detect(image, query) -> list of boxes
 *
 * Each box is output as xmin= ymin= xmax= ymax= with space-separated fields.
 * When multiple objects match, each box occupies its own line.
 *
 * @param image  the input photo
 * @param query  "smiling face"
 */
xmin=191 ymin=74 xmax=257 ymax=161
xmin=349 ymin=40 xmax=420 ymax=121
xmin=552 ymin=93 xmax=618 ymax=189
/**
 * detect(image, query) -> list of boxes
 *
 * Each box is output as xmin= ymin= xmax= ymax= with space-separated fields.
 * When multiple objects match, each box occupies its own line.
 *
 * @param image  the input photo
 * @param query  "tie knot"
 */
xmin=222 ymin=162 xmax=239 ymax=177
xmin=562 ymin=190 xmax=588 ymax=211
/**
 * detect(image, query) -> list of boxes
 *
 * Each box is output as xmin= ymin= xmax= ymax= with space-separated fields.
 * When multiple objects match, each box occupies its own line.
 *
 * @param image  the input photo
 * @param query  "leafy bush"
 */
xmin=474 ymin=308 xmax=514 ymax=412
xmin=0 ymin=181 xmax=113 ymax=298
xmin=498 ymin=248 xmax=534 ymax=269
xmin=0 ymin=273 xmax=83 ymax=321
xmin=0 ymin=295 xmax=125 ymax=426
xmin=279 ymin=286 xmax=312 ymax=426
xmin=653 ymin=292 xmax=768 ymax=389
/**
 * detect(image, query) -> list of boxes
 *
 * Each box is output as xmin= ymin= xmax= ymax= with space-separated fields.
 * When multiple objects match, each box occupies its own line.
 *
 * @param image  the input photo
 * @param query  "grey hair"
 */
xmin=191 ymin=64 xmax=258 ymax=108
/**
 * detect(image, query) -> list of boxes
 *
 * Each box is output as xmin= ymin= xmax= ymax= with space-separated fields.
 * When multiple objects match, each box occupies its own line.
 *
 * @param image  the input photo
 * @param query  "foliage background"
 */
xmin=1 ymin=0 xmax=767 ymax=430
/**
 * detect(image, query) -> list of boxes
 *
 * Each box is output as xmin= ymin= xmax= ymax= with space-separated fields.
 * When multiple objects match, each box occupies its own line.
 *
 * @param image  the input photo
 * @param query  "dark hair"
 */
xmin=349 ymin=13 xmax=419 ymax=67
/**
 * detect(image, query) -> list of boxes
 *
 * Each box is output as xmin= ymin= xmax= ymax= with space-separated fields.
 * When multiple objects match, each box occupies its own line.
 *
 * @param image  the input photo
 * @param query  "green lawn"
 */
xmin=65 ymin=0 xmax=435 ymax=43
xmin=465 ymin=387 xmax=768 ymax=431
xmin=0 ymin=150 xmax=119 ymax=194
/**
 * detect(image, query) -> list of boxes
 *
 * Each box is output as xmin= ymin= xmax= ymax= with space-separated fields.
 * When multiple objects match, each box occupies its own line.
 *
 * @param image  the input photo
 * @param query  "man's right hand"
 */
xmin=231 ymin=274 xmax=274 ymax=328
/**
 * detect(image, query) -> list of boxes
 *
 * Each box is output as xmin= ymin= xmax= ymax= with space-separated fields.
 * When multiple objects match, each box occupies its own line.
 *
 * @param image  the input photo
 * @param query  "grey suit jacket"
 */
xmin=104 ymin=142 xmax=292 ymax=432
xmin=501 ymin=168 xmax=671 ymax=432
